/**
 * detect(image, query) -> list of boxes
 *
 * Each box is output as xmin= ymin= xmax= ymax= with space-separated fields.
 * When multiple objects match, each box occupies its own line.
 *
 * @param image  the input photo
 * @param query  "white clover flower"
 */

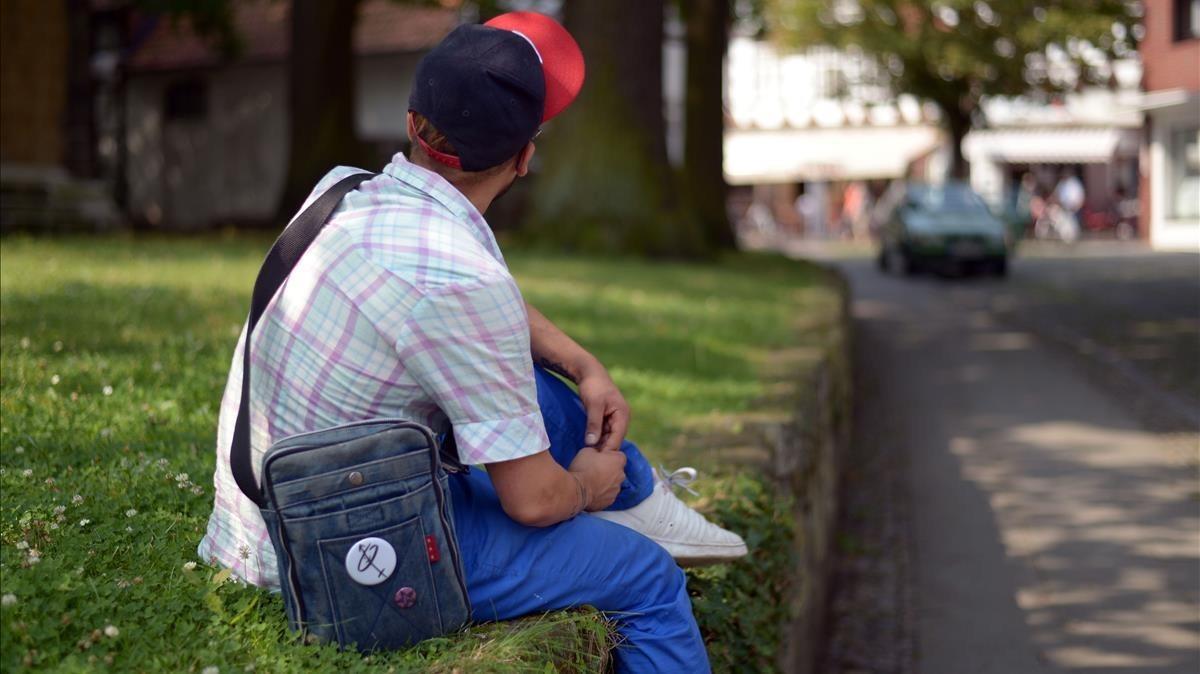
xmin=183 ymin=561 xmax=197 ymax=571
xmin=19 ymin=337 xmax=30 ymax=349
xmin=238 ymin=544 xmax=251 ymax=560
xmin=44 ymin=477 xmax=55 ymax=486
xmin=125 ymin=509 xmax=137 ymax=518
xmin=15 ymin=540 xmax=29 ymax=550
xmin=14 ymin=446 xmax=24 ymax=454
xmin=27 ymin=554 xmax=41 ymax=565
xmin=202 ymin=667 xmax=219 ymax=674
xmin=99 ymin=428 xmax=112 ymax=438
xmin=53 ymin=505 xmax=66 ymax=515
xmin=53 ymin=340 xmax=63 ymax=352
xmin=102 ymin=385 xmax=113 ymax=396
xmin=125 ymin=526 xmax=133 ymax=533
xmin=174 ymin=472 xmax=189 ymax=483
xmin=21 ymin=469 xmax=32 ymax=478
xmin=104 ymin=625 xmax=119 ymax=638
xmin=0 ymin=594 xmax=15 ymax=607
xmin=152 ymin=361 xmax=163 ymax=372
xmin=191 ymin=486 xmax=204 ymax=496
xmin=72 ymin=494 xmax=84 ymax=505
xmin=49 ymin=522 xmax=59 ymax=530
xmin=79 ymin=519 xmax=91 ymax=527
xmin=50 ymin=375 xmax=60 ymax=385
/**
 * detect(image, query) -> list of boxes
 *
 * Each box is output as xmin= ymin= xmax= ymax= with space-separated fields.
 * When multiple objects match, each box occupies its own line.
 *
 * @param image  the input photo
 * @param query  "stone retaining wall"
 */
xmin=765 ymin=266 xmax=853 ymax=674
xmin=576 ymin=262 xmax=853 ymax=673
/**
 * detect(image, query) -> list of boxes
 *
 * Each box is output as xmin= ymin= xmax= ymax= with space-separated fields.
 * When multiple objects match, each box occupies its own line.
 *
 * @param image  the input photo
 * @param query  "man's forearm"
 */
xmin=526 ymin=302 xmax=601 ymax=383
xmin=525 ymin=301 xmax=630 ymax=452
xmin=487 ymin=449 xmax=623 ymax=527
xmin=494 ymin=460 xmax=586 ymax=527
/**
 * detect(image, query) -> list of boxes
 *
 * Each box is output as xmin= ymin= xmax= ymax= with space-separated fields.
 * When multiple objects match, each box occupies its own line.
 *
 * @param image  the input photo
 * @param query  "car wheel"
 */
xmin=992 ymin=257 xmax=1008 ymax=277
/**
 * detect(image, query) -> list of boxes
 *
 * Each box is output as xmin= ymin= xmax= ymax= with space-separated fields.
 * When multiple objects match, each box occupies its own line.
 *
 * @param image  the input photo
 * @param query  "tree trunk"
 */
xmin=943 ymin=104 xmax=971 ymax=180
xmin=65 ymin=0 xmax=97 ymax=178
xmin=681 ymin=0 xmax=734 ymax=249
xmin=528 ymin=0 xmax=708 ymax=257
xmin=276 ymin=0 xmax=365 ymax=220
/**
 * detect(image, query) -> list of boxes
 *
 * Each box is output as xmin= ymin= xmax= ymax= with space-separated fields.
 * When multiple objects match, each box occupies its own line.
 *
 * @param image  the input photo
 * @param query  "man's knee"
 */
xmin=591 ymin=519 xmax=687 ymax=607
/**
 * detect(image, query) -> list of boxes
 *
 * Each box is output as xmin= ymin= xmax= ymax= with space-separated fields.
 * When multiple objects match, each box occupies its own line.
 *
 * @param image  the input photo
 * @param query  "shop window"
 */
xmin=1174 ymin=0 xmax=1200 ymax=41
xmin=164 ymin=78 xmax=208 ymax=121
xmin=1168 ymin=125 xmax=1199 ymax=219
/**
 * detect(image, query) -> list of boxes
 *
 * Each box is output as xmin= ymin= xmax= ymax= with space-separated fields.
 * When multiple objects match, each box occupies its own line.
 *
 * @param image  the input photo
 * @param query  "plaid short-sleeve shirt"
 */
xmin=198 ymin=154 xmax=550 ymax=587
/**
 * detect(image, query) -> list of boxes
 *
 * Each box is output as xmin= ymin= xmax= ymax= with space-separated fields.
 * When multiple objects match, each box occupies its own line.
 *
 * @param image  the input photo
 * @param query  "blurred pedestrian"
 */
xmin=795 ymin=184 xmax=826 ymax=239
xmin=1114 ymin=185 xmax=1139 ymax=240
xmin=1015 ymin=173 xmax=1038 ymax=231
xmin=842 ymin=181 xmax=867 ymax=240
xmin=1005 ymin=172 xmax=1041 ymax=240
xmin=1054 ymin=169 xmax=1085 ymax=232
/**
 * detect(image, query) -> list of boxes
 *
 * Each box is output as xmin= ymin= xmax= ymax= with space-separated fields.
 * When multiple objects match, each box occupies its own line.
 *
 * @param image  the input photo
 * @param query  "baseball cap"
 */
xmin=408 ymin=12 xmax=585 ymax=172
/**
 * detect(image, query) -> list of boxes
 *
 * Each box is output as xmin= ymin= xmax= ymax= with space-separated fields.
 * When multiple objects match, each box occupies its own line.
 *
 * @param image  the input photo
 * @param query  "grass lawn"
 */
xmin=0 ymin=236 xmax=840 ymax=672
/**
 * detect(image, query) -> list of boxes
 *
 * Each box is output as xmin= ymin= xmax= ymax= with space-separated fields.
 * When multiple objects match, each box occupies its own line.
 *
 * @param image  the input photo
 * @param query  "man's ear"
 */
xmin=515 ymin=141 xmax=536 ymax=177
xmin=405 ymin=111 xmax=417 ymax=143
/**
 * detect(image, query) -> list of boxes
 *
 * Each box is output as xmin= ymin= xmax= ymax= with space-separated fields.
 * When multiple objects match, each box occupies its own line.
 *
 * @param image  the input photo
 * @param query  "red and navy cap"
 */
xmin=408 ymin=12 xmax=585 ymax=172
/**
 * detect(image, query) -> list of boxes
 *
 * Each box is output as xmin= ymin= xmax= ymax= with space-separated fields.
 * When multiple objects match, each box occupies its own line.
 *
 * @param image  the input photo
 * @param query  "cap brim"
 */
xmin=485 ymin=12 xmax=584 ymax=122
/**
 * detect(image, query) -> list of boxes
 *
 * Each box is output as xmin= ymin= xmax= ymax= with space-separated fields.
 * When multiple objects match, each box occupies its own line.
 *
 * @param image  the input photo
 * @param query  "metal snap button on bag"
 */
xmin=228 ymin=172 xmax=470 ymax=652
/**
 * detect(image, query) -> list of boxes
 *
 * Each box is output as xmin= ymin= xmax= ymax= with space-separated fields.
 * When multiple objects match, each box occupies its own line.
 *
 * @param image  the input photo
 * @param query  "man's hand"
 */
xmin=524 ymin=301 xmax=631 ymax=452
xmin=568 ymin=446 xmax=626 ymax=511
xmin=577 ymin=364 xmax=630 ymax=453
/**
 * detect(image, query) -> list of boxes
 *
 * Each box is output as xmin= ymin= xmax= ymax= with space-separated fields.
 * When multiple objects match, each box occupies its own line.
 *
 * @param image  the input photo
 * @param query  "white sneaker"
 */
xmin=591 ymin=466 xmax=749 ymax=567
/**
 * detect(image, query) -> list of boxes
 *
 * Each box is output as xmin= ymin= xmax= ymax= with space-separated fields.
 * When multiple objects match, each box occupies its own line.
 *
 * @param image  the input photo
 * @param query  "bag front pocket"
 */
xmin=317 ymin=516 xmax=443 ymax=651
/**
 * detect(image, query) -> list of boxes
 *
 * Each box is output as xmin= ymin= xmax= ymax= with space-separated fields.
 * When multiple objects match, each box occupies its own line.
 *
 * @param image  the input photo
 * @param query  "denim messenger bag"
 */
xmin=229 ymin=172 xmax=471 ymax=651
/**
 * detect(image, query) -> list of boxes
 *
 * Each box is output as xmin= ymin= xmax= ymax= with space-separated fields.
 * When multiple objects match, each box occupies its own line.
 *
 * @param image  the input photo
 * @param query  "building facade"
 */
xmin=723 ymin=37 xmax=946 ymax=239
xmin=118 ymin=2 xmax=454 ymax=229
xmin=1139 ymin=0 xmax=1200 ymax=250
xmin=963 ymin=81 xmax=1143 ymax=232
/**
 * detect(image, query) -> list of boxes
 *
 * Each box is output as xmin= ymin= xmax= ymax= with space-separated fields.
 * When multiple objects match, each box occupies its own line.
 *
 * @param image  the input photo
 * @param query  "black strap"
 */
xmin=230 ymin=172 xmax=375 ymax=505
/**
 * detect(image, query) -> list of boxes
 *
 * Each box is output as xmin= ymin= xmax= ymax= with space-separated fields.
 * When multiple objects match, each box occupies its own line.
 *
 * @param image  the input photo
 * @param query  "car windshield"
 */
xmin=907 ymin=184 xmax=989 ymax=214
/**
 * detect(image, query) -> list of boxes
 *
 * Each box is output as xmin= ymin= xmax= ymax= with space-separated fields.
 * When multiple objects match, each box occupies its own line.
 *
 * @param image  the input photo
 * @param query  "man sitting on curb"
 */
xmin=198 ymin=12 xmax=746 ymax=673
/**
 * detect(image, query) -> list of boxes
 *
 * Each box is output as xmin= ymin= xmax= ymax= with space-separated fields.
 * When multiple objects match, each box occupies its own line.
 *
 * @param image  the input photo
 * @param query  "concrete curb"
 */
xmin=767 ymin=263 xmax=854 ymax=674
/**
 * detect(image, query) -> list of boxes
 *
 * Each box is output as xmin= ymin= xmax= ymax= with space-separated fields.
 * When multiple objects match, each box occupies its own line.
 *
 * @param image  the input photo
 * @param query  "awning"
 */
xmin=962 ymin=127 xmax=1139 ymax=164
xmin=724 ymin=125 xmax=943 ymax=185
xmin=1138 ymin=88 xmax=1199 ymax=111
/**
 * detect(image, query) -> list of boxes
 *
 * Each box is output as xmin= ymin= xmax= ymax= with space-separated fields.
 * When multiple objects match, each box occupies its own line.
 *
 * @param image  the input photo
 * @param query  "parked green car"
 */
xmin=877 ymin=182 xmax=1010 ymax=277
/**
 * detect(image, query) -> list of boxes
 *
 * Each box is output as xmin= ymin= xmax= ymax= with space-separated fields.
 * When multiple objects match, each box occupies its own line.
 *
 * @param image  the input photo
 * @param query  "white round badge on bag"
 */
xmin=345 ymin=537 xmax=397 ymax=586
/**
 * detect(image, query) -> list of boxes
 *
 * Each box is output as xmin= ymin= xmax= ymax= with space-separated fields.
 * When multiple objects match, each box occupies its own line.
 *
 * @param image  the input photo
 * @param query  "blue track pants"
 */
xmin=447 ymin=367 xmax=711 ymax=673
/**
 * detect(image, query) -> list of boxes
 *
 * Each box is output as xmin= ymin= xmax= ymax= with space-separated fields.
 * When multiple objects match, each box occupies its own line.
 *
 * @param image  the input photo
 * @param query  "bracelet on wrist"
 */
xmin=569 ymin=471 xmax=589 ymax=516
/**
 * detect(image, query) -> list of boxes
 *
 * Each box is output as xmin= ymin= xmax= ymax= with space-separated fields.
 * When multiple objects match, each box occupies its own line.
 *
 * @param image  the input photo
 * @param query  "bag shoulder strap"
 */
xmin=230 ymin=172 xmax=375 ymax=505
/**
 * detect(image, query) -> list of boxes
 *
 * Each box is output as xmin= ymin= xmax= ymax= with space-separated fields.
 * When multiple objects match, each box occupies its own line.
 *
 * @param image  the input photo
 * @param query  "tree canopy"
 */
xmin=766 ymin=0 xmax=1143 ymax=174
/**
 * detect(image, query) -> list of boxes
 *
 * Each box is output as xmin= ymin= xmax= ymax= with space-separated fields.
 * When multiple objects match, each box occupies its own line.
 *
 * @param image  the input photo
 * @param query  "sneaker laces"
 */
xmin=657 ymin=464 xmax=699 ymax=497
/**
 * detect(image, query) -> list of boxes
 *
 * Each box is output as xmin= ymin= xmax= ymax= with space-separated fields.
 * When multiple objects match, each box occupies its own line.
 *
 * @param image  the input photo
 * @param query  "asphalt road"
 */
xmin=810 ymin=242 xmax=1200 ymax=674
